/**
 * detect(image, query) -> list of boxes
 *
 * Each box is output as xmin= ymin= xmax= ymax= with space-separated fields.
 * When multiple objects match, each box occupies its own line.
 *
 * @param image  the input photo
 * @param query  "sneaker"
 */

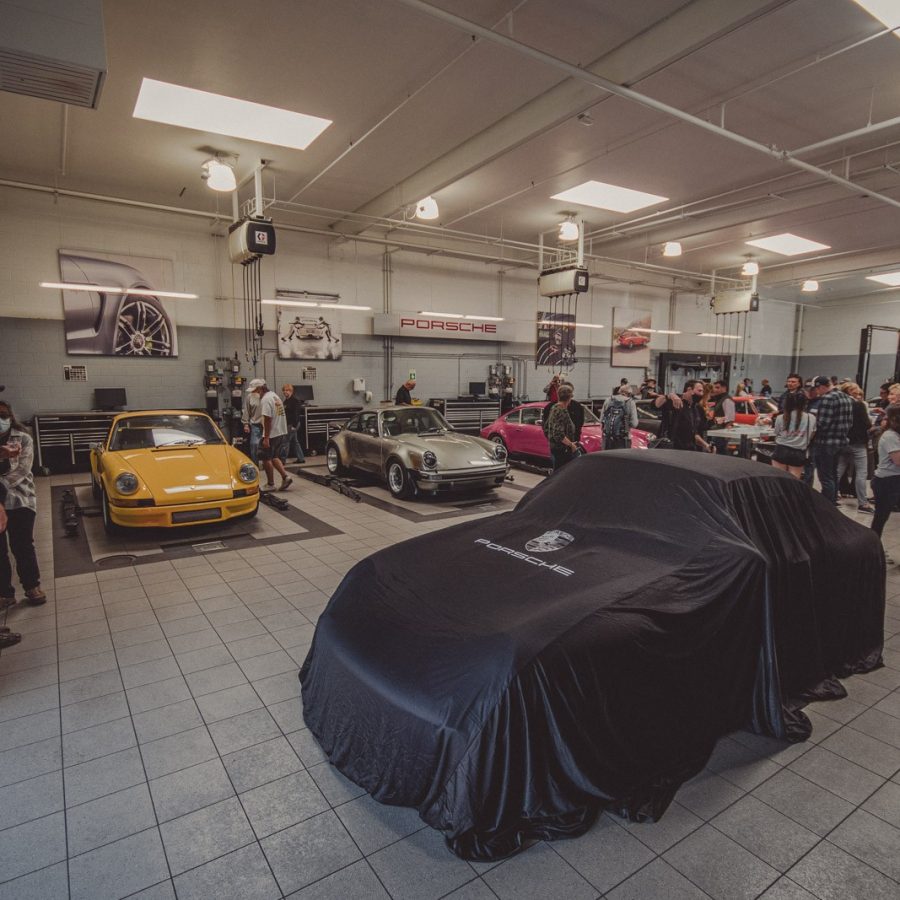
xmin=0 ymin=596 xmax=15 ymax=611
xmin=262 ymin=482 xmax=277 ymax=492
xmin=0 ymin=632 xmax=22 ymax=649
xmin=24 ymin=587 xmax=47 ymax=606
xmin=858 ymin=504 xmax=875 ymax=514
xmin=279 ymin=476 xmax=293 ymax=491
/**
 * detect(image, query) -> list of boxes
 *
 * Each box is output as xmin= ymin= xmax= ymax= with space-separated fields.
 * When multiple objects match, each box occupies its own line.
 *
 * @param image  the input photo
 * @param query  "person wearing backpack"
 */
xmin=600 ymin=384 xmax=638 ymax=450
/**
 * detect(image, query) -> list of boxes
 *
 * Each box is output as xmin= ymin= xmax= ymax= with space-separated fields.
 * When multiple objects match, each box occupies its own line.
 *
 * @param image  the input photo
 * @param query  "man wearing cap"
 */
xmin=810 ymin=375 xmax=853 ymax=504
xmin=248 ymin=379 xmax=292 ymax=491
xmin=241 ymin=384 xmax=263 ymax=465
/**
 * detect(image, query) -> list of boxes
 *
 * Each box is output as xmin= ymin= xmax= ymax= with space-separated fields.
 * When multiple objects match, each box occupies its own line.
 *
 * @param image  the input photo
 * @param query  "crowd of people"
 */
xmin=542 ymin=371 xmax=900 ymax=554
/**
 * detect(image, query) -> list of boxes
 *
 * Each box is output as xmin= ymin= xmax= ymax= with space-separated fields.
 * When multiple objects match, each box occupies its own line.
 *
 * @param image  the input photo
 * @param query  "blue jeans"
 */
xmin=247 ymin=423 xmax=262 ymax=465
xmin=280 ymin=426 xmax=305 ymax=463
xmin=837 ymin=443 xmax=869 ymax=506
xmin=813 ymin=446 xmax=840 ymax=503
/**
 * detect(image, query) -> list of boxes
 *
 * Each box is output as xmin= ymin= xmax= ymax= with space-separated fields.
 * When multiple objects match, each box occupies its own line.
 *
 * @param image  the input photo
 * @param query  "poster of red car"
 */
xmin=611 ymin=308 xmax=652 ymax=367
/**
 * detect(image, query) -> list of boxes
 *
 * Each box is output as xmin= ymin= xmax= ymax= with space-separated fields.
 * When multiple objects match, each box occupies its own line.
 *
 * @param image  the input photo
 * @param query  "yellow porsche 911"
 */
xmin=90 ymin=410 xmax=259 ymax=532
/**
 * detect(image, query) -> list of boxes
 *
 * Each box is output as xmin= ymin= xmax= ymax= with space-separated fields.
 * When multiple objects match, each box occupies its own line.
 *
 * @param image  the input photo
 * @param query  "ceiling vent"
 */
xmin=0 ymin=0 xmax=106 ymax=109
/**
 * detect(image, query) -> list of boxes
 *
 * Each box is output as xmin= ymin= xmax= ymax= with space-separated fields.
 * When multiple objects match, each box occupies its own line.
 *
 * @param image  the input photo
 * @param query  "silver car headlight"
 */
xmin=238 ymin=463 xmax=258 ymax=483
xmin=493 ymin=444 xmax=507 ymax=461
xmin=115 ymin=472 xmax=139 ymax=494
xmin=422 ymin=450 xmax=437 ymax=468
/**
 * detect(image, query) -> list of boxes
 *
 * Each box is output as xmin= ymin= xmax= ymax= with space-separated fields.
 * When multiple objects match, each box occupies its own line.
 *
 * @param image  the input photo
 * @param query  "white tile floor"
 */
xmin=0 ymin=468 xmax=898 ymax=899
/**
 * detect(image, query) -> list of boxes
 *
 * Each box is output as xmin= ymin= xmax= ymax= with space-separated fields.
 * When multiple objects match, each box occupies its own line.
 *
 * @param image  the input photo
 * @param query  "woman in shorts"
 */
xmin=772 ymin=390 xmax=816 ymax=478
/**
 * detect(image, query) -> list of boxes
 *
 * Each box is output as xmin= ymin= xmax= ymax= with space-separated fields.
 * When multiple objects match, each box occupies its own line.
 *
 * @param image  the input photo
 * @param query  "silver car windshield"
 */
xmin=381 ymin=408 xmax=451 ymax=437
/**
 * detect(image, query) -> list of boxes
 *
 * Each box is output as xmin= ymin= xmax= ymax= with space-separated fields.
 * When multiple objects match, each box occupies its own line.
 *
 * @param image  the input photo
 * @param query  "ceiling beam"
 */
xmin=333 ymin=0 xmax=789 ymax=233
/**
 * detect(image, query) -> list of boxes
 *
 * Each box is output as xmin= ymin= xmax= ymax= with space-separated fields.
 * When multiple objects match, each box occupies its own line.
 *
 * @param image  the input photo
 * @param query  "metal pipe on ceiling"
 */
xmin=791 ymin=114 xmax=900 ymax=157
xmin=390 ymin=0 xmax=900 ymax=214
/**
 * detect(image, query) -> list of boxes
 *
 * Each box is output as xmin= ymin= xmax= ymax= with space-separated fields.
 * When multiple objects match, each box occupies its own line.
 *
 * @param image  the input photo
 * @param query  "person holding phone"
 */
xmin=0 ymin=400 xmax=46 ymax=610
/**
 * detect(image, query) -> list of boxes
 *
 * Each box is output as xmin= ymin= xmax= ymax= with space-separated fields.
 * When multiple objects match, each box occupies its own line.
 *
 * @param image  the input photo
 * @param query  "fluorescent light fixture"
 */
xmin=465 ymin=315 xmax=504 ymax=321
xmin=261 ymin=299 xmax=370 ymax=310
xmin=40 ymin=282 xmax=196 ymax=299
xmin=133 ymin=78 xmax=332 ymax=151
xmin=741 ymin=260 xmax=759 ymax=276
xmin=866 ymin=271 xmax=900 ymax=286
xmin=558 ymin=219 xmax=579 ymax=241
xmin=202 ymin=158 xmax=236 ymax=192
xmin=415 ymin=196 xmax=439 ymax=220
xmin=662 ymin=241 xmax=682 ymax=257
xmin=262 ymin=299 xmax=317 ymax=307
xmin=629 ymin=327 xmax=682 ymax=334
xmin=551 ymin=180 xmax=667 ymax=213
xmin=745 ymin=233 xmax=830 ymax=256
xmin=541 ymin=320 xmax=604 ymax=329
xmin=852 ymin=0 xmax=900 ymax=31
xmin=801 ymin=280 xmax=819 ymax=292
xmin=698 ymin=332 xmax=741 ymax=339
xmin=419 ymin=311 xmax=463 ymax=318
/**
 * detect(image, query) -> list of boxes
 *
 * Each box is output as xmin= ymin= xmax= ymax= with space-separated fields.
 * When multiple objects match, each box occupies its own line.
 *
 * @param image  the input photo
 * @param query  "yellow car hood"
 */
xmin=120 ymin=444 xmax=236 ymax=505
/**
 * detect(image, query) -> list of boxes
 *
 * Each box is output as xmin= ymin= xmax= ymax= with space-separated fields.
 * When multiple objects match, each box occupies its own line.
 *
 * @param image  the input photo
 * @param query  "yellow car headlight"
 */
xmin=238 ymin=463 xmax=258 ymax=484
xmin=115 ymin=472 xmax=139 ymax=494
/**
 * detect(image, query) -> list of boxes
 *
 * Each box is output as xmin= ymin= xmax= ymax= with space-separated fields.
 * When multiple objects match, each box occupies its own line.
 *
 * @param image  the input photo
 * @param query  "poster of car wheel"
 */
xmin=611 ymin=308 xmax=652 ymax=367
xmin=277 ymin=307 xmax=342 ymax=360
xmin=535 ymin=310 xmax=576 ymax=369
xmin=59 ymin=251 xmax=178 ymax=357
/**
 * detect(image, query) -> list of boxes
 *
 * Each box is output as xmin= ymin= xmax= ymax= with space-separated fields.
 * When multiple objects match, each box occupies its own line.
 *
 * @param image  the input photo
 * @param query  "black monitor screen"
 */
xmin=292 ymin=384 xmax=314 ymax=403
xmin=94 ymin=388 xmax=127 ymax=410
xmin=468 ymin=382 xmax=487 ymax=397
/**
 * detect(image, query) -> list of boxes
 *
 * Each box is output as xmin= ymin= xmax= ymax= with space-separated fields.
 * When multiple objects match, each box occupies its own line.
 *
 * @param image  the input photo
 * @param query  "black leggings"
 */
xmin=0 ymin=507 xmax=40 ymax=594
xmin=871 ymin=475 xmax=900 ymax=537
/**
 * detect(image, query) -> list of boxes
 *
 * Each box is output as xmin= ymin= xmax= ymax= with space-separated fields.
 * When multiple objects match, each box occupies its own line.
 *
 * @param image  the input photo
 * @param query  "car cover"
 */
xmin=299 ymin=451 xmax=884 ymax=861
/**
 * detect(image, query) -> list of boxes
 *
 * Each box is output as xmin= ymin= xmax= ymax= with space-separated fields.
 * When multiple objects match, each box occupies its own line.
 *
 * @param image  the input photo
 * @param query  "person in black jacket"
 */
xmin=836 ymin=382 xmax=874 ymax=512
xmin=395 ymin=379 xmax=416 ymax=405
xmin=280 ymin=385 xmax=306 ymax=464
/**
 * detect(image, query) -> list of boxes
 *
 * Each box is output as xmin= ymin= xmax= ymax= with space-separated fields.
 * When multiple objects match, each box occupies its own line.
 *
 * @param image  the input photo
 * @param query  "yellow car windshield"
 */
xmin=111 ymin=415 xmax=223 ymax=450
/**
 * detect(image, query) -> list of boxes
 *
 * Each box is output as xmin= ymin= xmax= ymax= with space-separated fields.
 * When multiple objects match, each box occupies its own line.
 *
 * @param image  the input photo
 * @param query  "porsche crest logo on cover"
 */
xmin=525 ymin=530 xmax=575 ymax=553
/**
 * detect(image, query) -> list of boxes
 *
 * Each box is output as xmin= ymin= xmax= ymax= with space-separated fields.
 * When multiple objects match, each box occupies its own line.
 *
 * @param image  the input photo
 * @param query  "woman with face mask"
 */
xmin=0 ymin=400 xmax=46 ymax=612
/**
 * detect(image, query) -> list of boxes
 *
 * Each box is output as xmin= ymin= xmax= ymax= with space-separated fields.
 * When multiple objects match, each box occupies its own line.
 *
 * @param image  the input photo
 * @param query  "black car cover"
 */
xmin=299 ymin=451 xmax=884 ymax=861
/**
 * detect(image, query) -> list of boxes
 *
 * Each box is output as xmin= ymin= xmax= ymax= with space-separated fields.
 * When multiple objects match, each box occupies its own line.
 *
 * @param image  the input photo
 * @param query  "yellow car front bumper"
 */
xmin=107 ymin=492 xmax=259 ymax=528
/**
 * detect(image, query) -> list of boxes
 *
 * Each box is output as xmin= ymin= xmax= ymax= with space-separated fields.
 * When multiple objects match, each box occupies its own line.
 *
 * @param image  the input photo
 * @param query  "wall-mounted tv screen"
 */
xmin=292 ymin=384 xmax=314 ymax=403
xmin=468 ymin=381 xmax=487 ymax=397
xmin=94 ymin=388 xmax=127 ymax=410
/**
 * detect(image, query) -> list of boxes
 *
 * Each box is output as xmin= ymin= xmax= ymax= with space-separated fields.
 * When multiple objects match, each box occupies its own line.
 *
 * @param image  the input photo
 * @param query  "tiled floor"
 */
xmin=0 ymin=469 xmax=899 ymax=899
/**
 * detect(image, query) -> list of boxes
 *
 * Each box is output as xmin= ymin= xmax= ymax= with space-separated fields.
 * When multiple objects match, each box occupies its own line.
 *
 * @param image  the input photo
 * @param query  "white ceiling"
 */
xmin=3 ymin=0 xmax=900 ymax=305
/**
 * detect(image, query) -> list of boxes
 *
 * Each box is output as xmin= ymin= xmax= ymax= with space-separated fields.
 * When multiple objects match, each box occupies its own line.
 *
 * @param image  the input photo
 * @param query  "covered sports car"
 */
xmin=90 ymin=411 xmax=259 ymax=531
xmin=300 ymin=452 xmax=884 ymax=861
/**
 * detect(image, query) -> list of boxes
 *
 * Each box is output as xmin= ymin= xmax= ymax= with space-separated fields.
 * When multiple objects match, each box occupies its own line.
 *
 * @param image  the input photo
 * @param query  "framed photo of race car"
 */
xmin=276 ymin=306 xmax=342 ymax=360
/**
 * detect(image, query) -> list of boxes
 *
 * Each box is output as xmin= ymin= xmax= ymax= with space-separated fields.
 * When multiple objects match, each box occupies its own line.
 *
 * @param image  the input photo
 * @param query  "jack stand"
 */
xmin=259 ymin=491 xmax=290 ymax=511
xmin=302 ymin=472 xmax=362 ymax=502
xmin=61 ymin=489 xmax=80 ymax=536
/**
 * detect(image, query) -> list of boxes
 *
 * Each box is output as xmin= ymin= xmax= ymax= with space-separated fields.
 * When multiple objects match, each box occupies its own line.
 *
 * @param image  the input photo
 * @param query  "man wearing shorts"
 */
xmin=248 ymin=379 xmax=292 ymax=491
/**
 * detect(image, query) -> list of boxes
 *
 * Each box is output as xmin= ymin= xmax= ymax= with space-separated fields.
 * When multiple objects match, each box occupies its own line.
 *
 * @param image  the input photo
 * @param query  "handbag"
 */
xmin=648 ymin=435 xmax=674 ymax=450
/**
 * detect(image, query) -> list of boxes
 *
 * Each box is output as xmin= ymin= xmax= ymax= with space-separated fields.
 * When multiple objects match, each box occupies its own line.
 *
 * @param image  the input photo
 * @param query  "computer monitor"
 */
xmin=292 ymin=384 xmax=314 ymax=404
xmin=94 ymin=387 xmax=127 ymax=410
xmin=468 ymin=381 xmax=487 ymax=397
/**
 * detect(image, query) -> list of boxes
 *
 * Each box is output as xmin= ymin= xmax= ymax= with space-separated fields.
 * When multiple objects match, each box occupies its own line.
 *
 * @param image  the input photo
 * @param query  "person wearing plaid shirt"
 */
xmin=809 ymin=375 xmax=853 ymax=504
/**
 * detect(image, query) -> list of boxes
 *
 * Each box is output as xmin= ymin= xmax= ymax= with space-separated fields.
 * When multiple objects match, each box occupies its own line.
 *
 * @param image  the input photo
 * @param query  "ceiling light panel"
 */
xmin=866 ymin=272 xmax=900 ymax=286
xmin=133 ymin=78 xmax=332 ymax=150
xmin=852 ymin=0 xmax=900 ymax=31
xmin=551 ymin=180 xmax=668 ymax=213
xmin=745 ymin=233 xmax=830 ymax=256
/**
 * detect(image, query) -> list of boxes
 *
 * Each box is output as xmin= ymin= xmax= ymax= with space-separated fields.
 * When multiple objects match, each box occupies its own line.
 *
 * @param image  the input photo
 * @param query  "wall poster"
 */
xmin=59 ymin=251 xmax=178 ymax=356
xmin=611 ymin=308 xmax=652 ymax=368
xmin=277 ymin=307 xmax=342 ymax=360
xmin=535 ymin=310 xmax=576 ymax=369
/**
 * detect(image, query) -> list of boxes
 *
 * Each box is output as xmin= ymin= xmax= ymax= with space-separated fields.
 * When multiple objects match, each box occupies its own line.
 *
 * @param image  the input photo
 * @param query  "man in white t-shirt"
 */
xmin=248 ymin=379 xmax=292 ymax=491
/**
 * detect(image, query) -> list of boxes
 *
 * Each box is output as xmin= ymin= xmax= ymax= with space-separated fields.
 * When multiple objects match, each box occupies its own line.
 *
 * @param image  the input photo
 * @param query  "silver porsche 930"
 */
xmin=326 ymin=406 xmax=508 ymax=499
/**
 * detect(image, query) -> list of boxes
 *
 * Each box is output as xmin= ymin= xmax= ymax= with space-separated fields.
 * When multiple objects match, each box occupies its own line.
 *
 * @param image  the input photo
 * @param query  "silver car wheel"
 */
xmin=326 ymin=443 xmax=345 ymax=475
xmin=387 ymin=460 xmax=412 ymax=498
xmin=114 ymin=297 xmax=174 ymax=356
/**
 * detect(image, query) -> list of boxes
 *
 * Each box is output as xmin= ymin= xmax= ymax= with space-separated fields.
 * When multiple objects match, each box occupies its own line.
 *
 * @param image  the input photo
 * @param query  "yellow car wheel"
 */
xmin=101 ymin=489 xmax=123 ymax=536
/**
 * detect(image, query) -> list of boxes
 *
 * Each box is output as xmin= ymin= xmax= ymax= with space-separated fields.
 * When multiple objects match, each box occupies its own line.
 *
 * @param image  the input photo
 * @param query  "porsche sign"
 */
xmin=373 ymin=314 xmax=508 ymax=342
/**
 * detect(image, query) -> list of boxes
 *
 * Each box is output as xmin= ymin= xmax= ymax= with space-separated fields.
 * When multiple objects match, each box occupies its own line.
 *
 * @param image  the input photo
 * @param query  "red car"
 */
xmin=732 ymin=396 xmax=779 ymax=425
xmin=480 ymin=401 xmax=652 ymax=463
xmin=616 ymin=331 xmax=650 ymax=349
